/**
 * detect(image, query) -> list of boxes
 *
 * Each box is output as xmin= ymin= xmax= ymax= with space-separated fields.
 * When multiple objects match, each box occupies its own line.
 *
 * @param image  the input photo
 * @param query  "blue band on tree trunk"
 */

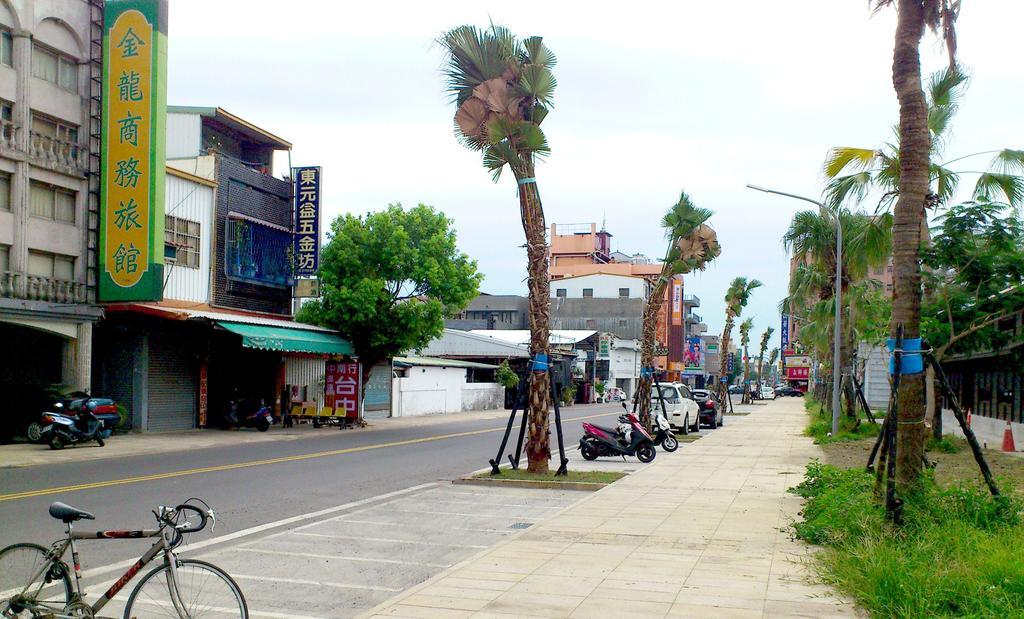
xmin=887 ymin=337 xmax=924 ymax=375
xmin=531 ymin=353 xmax=550 ymax=371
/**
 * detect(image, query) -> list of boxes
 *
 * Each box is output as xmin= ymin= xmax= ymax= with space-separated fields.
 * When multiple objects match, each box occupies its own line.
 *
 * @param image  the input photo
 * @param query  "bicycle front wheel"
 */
xmin=123 ymin=559 xmax=247 ymax=619
xmin=0 ymin=543 xmax=72 ymax=618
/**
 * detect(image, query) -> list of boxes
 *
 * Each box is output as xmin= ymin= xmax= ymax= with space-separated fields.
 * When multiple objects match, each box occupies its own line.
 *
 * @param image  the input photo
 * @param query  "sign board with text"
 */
xmin=99 ymin=0 xmax=168 ymax=301
xmin=293 ymin=166 xmax=321 ymax=277
xmin=325 ymin=361 xmax=361 ymax=419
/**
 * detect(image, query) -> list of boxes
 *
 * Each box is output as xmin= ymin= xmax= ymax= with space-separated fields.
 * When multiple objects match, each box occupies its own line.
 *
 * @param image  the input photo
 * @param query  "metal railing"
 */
xmin=683 ymin=294 xmax=701 ymax=307
xmin=0 ymin=271 xmax=88 ymax=304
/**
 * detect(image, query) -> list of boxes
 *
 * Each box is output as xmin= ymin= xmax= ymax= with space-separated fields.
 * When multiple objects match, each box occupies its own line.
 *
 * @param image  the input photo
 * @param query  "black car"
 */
xmin=774 ymin=385 xmax=803 ymax=397
xmin=689 ymin=389 xmax=724 ymax=428
xmin=727 ymin=384 xmax=744 ymax=395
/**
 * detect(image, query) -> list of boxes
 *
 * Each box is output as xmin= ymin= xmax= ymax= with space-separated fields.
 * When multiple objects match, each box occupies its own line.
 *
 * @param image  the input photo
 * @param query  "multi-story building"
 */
xmin=0 ymin=1 xmax=103 ymax=400
xmin=93 ymin=107 xmax=353 ymax=431
xmin=447 ymin=293 xmax=529 ymax=331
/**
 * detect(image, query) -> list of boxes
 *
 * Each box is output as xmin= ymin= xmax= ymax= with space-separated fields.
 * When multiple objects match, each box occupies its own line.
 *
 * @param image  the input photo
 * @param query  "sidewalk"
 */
xmin=362 ymin=398 xmax=858 ymax=618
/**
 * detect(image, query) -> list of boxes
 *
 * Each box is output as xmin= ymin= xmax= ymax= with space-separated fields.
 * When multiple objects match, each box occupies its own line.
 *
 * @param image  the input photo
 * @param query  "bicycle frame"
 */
xmin=12 ymin=520 xmax=187 ymax=618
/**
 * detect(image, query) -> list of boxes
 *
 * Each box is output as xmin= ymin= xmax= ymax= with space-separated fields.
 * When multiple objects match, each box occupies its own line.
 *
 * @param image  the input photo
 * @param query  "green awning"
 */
xmin=216 ymin=321 xmax=353 ymax=355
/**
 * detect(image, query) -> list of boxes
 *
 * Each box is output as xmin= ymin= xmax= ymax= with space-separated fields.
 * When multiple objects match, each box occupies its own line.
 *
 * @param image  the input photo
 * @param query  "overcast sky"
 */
xmin=167 ymin=1 xmax=1023 ymax=352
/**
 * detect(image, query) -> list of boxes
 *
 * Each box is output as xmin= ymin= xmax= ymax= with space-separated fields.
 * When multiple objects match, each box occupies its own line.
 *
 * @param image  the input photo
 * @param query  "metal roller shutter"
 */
xmin=147 ymin=334 xmax=196 ymax=431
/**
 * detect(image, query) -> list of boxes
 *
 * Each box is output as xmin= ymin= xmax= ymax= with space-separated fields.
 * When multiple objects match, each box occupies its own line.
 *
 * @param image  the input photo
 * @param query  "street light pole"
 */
xmin=746 ymin=184 xmax=842 ymax=436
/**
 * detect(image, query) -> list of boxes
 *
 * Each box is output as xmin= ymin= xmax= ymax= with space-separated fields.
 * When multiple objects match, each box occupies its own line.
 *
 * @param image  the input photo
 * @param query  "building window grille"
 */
xmin=165 ymin=215 xmax=201 ymax=269
xmin=32 ymin=44 xmax=78 ymax=92
xmin=31 ymin=113 xmax=78 ymax=143
xmin=0 ymin=30 xmax=11 ymax=67
xmin=226 ymin=217 xmax=292 ymax=287
xmin=618 ymin=287 xmax=630 ymax=298
xmin=0 ymin=172 xmax=10 ymax=211
xmin=582 ymin=288 xmax=593 ymax=298
xmin=29 ymin=181 xmax=75 ymax=223
xmin=27 ymin=250 xmax=75 ymax=281
xmin=555 ymin=288 xmax=566 ymax=298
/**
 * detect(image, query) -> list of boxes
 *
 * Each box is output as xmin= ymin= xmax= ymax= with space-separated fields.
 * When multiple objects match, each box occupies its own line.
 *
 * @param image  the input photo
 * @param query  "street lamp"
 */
xmin=746 ymin=184 xmax=842 ymax=436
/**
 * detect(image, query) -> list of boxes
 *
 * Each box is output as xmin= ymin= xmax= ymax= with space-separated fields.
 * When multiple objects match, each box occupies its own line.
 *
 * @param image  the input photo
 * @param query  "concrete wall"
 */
xmin=392 ymin=365 xmax=503 ymax=416
xmin=166 ymin=112 xmax=202 ymax=159
xmin=942 ymin=410 xmax=1024 ymax=453
xmin=550 ymin=297 xmax=644 ymax=340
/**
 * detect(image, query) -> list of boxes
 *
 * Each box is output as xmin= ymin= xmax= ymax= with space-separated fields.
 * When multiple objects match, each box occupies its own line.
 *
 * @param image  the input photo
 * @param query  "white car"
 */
xmin=650 ymin=383 xmax=700 ymax=434
xmin=759 ymin=384 xmax=776 ymax=400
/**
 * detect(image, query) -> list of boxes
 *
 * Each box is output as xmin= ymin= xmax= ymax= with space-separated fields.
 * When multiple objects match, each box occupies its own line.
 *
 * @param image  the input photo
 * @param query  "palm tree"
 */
xmin=784 ymin=208 xmax=892 ymax=417
xmin=767 ymin=347 xmax=779 ymax=384
xmin=717 ymin=277 xmax=762 ymax=406
xmin=439 ymin=24 xmax=557 ymax=474
xmin=636 ymin=192 xmax=720 ymax=430
xmin=756 ymin=327 xmax=775 ymax=392
xmin=869 ymin=0 xmax=960 ymax=488
xmin=739 ymin=318 xmax=754 ymax=404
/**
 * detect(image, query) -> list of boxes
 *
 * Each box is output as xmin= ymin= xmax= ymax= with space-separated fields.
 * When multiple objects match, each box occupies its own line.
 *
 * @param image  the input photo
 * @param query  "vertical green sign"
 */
xmin=98 ymin=0 xmax=167 ymax=301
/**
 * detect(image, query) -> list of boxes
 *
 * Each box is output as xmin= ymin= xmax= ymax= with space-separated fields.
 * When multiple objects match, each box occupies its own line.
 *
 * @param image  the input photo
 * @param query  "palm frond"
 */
xmin=931 ymin=163 xmax=959 ymax=205
xmin=516 ymin=64 xmax=556 ymax=107
xmin=823 ymin=147 xmax=878 ymax=179
xmin=973 ymin=173 xmax=1024 ymax=208
xmin=521 ymin=36 xmax=556 ymax=69
xmin=824 ymin=172 xmax=873 ymax=208
xmin=483 ymin=141 xmax=524 ymax=183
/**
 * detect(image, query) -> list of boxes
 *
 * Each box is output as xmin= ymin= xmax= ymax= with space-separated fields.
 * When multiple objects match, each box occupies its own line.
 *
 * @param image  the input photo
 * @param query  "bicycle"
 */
xmin=0 ymin=499 xmax=247 ymax=618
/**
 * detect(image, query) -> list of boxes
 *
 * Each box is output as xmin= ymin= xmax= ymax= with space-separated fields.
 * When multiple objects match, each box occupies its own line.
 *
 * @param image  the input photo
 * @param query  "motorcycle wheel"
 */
xmin=256 ymin=419 xmax=270 ymax=432
xmin=96 ymin=436 xmax=105 ymax=447
xmin=26 ymin=422 xmax=43 ymax=443
xmin=580 ymin=443 xmax=598 ymax=461
xmin=49 ymin=435 xmax=64 ymax=450
xmin=662 ymin=434 xmax=679 ymax=452
xmin=636 ymin=444 xmax=656 ymax=463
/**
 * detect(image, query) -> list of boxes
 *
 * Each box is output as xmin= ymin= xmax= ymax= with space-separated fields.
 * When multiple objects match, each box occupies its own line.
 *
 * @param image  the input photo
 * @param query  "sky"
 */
xmin=166 ymin=0 xmax=1024 ymax=353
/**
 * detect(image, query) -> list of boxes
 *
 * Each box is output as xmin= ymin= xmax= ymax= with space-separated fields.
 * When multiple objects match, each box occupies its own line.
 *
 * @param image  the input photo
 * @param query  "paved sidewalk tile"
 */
xmin=361 ymin=398 xmax=861 ymax=618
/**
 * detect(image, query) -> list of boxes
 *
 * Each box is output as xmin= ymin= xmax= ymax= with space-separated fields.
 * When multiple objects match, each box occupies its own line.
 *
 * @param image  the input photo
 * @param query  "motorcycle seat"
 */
xmin=49 ymin=502 xmax=95 ymax=523
xmin=591 ymin=424 xmax=620 ymax=435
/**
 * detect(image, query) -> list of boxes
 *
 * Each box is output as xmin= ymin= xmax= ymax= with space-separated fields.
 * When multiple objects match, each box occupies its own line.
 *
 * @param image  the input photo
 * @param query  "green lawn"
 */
xmin=474 ymin=469 xmax=626 ymax=484
xmin=804 ymin=397 xmax=880 ymax=444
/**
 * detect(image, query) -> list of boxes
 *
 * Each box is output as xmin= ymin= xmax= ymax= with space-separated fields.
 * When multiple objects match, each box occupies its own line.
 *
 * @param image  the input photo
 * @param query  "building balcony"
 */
xmin=686 ymin=312 xmax=703 ymax=324
xmin=683 ymin=294 xmax=700 ymax=308
xmin=0 ymin=271 xmax=88 ymax=304
xmin=0 ymin=120 xmax=18 ymax=152
xmin=28 ymin=131 xmax=88 ymax=176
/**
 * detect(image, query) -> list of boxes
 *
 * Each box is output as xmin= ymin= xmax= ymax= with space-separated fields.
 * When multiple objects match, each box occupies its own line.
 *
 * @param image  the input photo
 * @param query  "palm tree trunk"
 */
xmin=891 ymin=0 xmax=930 ymax=489
xmin=516 ymin=173 xmax=552 ymax=475
xmin=718 ymin=317 xmax=734 ymax=403
xmin=741 ymin=345 xmax=750 ymax=404
xmin=638 ymin=279 xmax=669 ymax=431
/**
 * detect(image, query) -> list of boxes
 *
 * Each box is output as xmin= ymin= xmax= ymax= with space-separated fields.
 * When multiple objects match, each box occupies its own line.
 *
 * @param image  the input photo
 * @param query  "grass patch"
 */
xmin=804 ymin=397 xmax=879 ymax=444
xmin=793 ymin=460 xmax=1024 ymax=617
xmin=474 ymin=469 xmax=626 ymax=484
xmin=927 ymin=435 xmax=962 ymax=454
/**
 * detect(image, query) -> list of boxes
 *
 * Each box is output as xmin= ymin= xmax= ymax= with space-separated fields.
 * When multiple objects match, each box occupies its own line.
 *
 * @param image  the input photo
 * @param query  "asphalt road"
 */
xmin=0 ymin=404 xmax=622 ymax=571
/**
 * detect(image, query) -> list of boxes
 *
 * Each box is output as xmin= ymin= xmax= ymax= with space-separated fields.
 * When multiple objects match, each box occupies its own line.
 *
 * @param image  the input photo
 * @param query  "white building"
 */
xmin=0 ymin=0 xmax=102 ymax=395
xmin=550 ymin=273 xmax=650 ymax=300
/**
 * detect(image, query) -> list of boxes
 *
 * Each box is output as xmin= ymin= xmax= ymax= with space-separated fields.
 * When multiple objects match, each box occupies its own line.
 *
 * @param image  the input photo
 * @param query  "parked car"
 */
xmin=759 ymin=384 xmax=776 ymax=400
xmin=774 ymin=385 xmax=803 ymax=397
xmin=688 ymin=388 xmax=724 ymax=429
xmin=650 ymin=384 xmax=700 ymax=434
xmin=727 ymin=384 xmax=744 ymax=395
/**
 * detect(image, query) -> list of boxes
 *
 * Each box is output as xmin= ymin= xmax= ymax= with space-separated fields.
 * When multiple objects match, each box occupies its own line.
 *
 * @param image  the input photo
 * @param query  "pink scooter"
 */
xmin=579 ymin=412 xmax=657 ymax=463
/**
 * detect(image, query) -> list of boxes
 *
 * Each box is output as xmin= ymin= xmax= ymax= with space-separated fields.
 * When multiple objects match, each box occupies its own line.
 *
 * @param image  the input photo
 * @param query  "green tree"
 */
xmin=767 ymin=347 xmax=780 ymax=384
xmin=922 ymin=201 xmax=1024 ymax=437
xmin=439 ymin=24 xmax=557 ymax=474
xmin=297 ymin=204 xmax=482 ymax=403
xmin=756 ymin=327 xmax=775 ymax=391
xmin=636 ymin=191 xmax=720 ymax=429
xmin=739 ymin=318 xmax=754 ymax=403
xmin=717 ymin=278 xmax=762 ymax=405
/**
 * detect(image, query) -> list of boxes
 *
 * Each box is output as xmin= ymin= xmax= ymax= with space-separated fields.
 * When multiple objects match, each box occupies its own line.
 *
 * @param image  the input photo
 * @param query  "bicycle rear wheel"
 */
xmin=0 ymin=543 xmax=72 ymax=618
xmin=123 ymin=558 xmax=247 ymax=618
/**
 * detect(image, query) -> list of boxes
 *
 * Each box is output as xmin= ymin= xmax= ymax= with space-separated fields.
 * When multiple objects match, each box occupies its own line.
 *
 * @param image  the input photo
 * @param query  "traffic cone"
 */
xmin=1002 ymin=420 xmax=1016 ymax=453
xmin=966 ymin=408 xmax=972 ymax=428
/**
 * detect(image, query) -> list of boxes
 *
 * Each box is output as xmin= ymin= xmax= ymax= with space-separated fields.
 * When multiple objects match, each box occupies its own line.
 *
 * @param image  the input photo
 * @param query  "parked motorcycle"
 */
xmin=580 ymin=412 xmax=657 ymax=463
xmin=27 ymin=397 xmax=119 ymax=443
xmin=621 ymin=401 xmax=677 ymax=452
xmin=39 ymin=405 xmax=106 ymax=450
xmin=223 ymin=399 xmax=274 ymax=432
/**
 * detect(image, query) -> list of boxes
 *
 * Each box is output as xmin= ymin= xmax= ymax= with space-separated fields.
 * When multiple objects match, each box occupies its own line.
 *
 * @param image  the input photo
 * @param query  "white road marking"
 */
xmin=76 ymin=482 xmax=440 ymax=582
xmin=113 ymin=595 xmax=326 ymax=619
xmin=290 ymin=531 xmax=489 ymax=549
xmin=232 ymin=547 xmax=451 ymax=568
xmin=232 ymin=573 xmax=401 ymax=593
xmin=335 ymin=519 xmax=516 ymax=534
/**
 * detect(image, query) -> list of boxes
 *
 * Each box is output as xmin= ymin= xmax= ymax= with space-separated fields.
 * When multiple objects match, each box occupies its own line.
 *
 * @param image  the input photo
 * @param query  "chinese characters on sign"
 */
xmin=100 ymin=0 xmax=167 ymax=301
xmin=325 ymin=361 xmax=361 ymax=419
xmin=598 ymin=333 xmax=611 ymax=360
xmin=781 ymin=314 xmax=790 ymax=348
xmin=670 ymin=280 xmax=682 ymax=326
xmin=293 ymin=166 xmax=321 ymax=277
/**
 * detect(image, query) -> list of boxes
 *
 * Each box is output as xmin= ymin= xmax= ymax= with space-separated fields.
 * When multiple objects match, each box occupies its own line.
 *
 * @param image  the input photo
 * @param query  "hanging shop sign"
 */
xmin=781 ymin=313 xmax=790 ymax=348
xmin=598 ymin=333 xmax=611 ymax=360
xmin=325 ymin=361 xmax=361 ymax=419
xmin=671 ymin=280 xmax=683 ymax=326
xmin=726 ymin=352 xmax=735 ymax=373
xmin=99 ymin=0 xmax=168 ymax=301
xmin=293 ymin=166 xmax=321 ymax=277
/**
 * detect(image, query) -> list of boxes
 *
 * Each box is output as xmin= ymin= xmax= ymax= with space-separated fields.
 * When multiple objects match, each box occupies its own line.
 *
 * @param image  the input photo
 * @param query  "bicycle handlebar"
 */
xmin=173 ymin=504 xmax=208 ymax=533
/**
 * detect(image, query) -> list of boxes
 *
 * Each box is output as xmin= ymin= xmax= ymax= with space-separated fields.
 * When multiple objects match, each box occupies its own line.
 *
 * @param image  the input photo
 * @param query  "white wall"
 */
xmin=166 ymin=113 xmax=202 ymax=160
xmin=551 ymin=274 xmax=647 ymax=300
xmin=392 ymin=365 xmax=503 ymax=416
xmin=163 ymin=173 xmax=214 ymax=303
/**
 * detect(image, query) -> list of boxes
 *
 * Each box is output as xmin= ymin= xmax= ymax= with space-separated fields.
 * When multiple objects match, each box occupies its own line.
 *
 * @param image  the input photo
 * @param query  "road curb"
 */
xmin=452 ymin=477 xmax=608 ymax=491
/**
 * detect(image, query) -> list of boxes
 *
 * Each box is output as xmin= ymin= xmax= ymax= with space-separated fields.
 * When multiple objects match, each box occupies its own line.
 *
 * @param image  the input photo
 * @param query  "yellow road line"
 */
xmin=0 ymin=411 xmax=616 ymax=503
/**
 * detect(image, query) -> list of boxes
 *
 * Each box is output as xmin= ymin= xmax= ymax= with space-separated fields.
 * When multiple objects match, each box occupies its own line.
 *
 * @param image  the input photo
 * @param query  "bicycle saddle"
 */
xmin=49 ymin=502 xmax=95 ymax=523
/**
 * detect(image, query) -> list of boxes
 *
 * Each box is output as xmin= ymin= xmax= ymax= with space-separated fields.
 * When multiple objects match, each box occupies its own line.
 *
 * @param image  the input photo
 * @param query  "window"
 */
xmin=30 ymin=181 xmax=76 ymax=223
xmin=618 ymin=319 xmax=628 ymax=328
xmin=27 ymin=250 xmax=75 ymax=281
xmin=165 ymin=216 xmax=201 ymax=269
xmin=226 ymin=218 xmax=292 ymax=287
xmin=0 ymin=30 xmax=11 ymax=67
xmin=618 ymin=287 xmax=630 ymax=298
xmin=0 ymin=172 xmax=9 ymax=211
xmin=0 ymin=244 xmax=9 ymax=272
xmin=555 ymin=288 xmax=566 ymax=298
xmin=31 ymin=114 xmax=78 ymax=143
xmin=585 ymin=319 xmax=597 ymax=329
xmin=32 ymin=44 xmax=78 ymax=91
xmin=582 ymin=288 xmax=593 ymax=298
xmin=0 ymin=100 xmax=11 ymax=122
